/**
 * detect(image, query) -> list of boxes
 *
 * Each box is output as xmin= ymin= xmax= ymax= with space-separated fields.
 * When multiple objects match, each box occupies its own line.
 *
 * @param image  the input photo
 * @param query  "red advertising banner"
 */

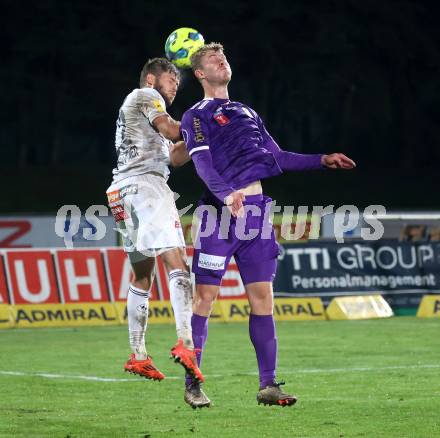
xmin=56 ymin=250 xmax=109 ymax=302
xmin=0 ymin=255 xmax=10 ymax=304
xmin=105 ymin=248 xmax=131 ymax=301
xmin=0 ymin=247 xmax=246 ymax=304
xmin=155 ymin=255 xmax=170 ymax=300
xmin=5 ymin=250 xmax=60 ymax=304
xmin=219 ymin=260 xmax=246 ymax=299
xmin=105 ymin=248 xmax=162 ymax=301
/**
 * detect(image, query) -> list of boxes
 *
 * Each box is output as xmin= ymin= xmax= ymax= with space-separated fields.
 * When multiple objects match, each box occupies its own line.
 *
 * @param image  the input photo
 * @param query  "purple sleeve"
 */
xmin=258 ymin=115 xmax=324 ymax=171
xmin=181 ymin=109 xmax=234 ymax=201
xmin=180 ymin=110 xmax=210 ymax=156
xmin=191 ymin=150 xmax=235 ymax=202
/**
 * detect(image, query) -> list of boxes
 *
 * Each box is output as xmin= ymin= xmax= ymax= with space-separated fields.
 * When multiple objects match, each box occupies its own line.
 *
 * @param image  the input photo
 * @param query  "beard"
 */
xmin=155 ymin=83 xmax=172 ymax=107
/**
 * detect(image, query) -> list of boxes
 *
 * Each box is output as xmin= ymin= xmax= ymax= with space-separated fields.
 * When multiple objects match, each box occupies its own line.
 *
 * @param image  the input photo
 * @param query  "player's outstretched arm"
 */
xmin=169 ymin=141 xmax=191 ymax=167
xmin=257 ymin=111 xmax=356 ymax=171
xmin=321 ymin=153 xmax=356 ymax=169
xmin=264 ymin=136 xmax=356 ymax=172
xmin=153 ymin=115 xmax=181 ymax=142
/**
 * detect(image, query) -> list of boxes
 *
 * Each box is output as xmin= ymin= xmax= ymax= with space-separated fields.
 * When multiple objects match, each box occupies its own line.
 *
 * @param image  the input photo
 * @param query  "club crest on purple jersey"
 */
xmin=213 ymin=110 xmax=230 ymax=126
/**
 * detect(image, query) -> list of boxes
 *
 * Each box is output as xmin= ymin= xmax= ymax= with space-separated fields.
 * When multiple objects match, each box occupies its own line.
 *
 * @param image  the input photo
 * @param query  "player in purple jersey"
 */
xmin=180 ymin=43 xmax=356 ymax=409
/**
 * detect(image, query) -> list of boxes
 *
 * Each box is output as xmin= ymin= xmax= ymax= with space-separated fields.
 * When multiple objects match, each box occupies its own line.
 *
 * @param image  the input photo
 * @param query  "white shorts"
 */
xmin=106 ymin=173 xmax=185 ymax=259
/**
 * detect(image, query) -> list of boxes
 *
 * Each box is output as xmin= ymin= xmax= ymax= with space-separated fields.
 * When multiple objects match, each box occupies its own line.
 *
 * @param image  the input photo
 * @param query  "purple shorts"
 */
xmin=192 ymin=194 xmax=280 ymax=286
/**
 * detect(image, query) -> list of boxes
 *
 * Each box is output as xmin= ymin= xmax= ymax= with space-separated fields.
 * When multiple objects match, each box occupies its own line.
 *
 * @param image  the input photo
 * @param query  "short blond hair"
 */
xmin=190 ymin=42 xmax=224 ymax=71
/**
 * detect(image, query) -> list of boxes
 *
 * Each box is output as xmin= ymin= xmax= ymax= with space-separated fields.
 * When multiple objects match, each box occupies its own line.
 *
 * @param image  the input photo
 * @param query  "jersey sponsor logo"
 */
xmin=110 ymin=205 xmax=128 ymax=223
xmin=119 ymin=184 xmax=138 ymax=198
xmin=116 ymin=145 xmax=139 ymax=166
xmin=198 ymin=253 xmax=226 ymax=271
xmin=192 ymin=117 xmax=205 ymax=142
xmin=107 ymin=190 xmax=120 ymax=204
xmin=213 ymin=112 xmax=230 ymax=126
xmin=152 ymin=99 xmax=165 ymax=112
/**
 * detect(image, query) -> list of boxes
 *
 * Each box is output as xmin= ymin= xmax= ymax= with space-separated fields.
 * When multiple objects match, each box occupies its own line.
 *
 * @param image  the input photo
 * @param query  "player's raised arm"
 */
xmin=153 ymin=115 xmax=181 ymax=142
xmin=139 ymin=73 xmax=181 ymax=142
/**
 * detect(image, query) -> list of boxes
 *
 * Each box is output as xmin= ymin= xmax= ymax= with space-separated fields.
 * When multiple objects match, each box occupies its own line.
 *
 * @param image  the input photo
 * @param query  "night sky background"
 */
xmin=3 ymin=0 xmax=440 ymax=213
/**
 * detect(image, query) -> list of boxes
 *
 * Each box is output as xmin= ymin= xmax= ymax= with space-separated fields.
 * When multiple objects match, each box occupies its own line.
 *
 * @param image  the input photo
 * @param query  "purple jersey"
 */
xmin=181 ymin=98 xmax=323 ymax=201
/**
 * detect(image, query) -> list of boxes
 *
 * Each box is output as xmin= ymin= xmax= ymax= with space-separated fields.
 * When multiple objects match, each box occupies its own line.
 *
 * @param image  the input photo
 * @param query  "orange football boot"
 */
xmin=170 ymin=339 xmax=205 ymax=383
xmin=124 ymin=354 xmax=165 ymax=381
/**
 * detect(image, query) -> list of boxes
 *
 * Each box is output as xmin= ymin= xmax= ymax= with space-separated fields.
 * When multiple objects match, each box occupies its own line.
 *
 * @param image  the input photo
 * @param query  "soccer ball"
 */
xmin=164 ymin=27 xmax=205 ymax=69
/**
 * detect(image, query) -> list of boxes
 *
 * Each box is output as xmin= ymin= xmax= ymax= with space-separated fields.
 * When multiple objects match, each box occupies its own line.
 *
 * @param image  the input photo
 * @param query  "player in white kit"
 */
xmin=106 ymin=58 xmax=204 ymax=383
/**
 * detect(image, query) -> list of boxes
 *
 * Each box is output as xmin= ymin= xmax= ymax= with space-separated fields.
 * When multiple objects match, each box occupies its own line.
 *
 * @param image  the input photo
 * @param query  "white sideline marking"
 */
xmin=0 ymin=371 xmax=136 ymax=382
xmin=0 ymin=364 xmax=439 ymax=383
xmin=278 ymin=364 xmax=440 ymax=374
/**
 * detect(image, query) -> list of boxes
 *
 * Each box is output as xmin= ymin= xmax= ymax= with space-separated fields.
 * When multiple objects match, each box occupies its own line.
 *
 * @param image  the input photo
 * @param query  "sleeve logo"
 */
xmin=193 ymin=117 xmax=205 ymax=143
xmin=152 ymin=99 xmax=165 ymax=112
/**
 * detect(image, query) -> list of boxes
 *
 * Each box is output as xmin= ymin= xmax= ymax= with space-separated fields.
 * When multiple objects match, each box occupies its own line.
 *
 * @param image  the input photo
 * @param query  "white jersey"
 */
xmin=112 ymin=87 xmax=171 ymax=183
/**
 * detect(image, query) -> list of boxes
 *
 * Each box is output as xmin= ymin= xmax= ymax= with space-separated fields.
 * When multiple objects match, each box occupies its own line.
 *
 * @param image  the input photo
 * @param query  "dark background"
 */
xmin=2 ymin=0 xmax=440 ymax=213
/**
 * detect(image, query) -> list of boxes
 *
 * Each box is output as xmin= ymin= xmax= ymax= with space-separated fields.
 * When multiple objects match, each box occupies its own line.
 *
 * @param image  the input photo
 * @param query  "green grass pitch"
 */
xmin=0 ymin=317 xmax=439 ymax=437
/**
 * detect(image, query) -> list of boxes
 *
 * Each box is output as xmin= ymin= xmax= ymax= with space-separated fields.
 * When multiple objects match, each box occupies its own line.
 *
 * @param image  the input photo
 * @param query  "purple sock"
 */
xmin=185 ymin=313 xmax=209 ymax=386
xmin=249 ymin=313 xmax=278 ymax=389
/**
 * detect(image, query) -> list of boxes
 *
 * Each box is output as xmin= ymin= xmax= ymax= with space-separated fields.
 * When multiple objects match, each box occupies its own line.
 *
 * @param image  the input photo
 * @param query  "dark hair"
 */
xmin=139 ymin=58 xmax=180 ymax=88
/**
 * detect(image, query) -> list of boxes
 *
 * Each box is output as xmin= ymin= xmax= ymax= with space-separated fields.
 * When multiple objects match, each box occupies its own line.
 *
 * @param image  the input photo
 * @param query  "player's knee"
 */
xmin=195 ymin=293 xmax=215 ymax=306
xmin=132 ymin=275 xmax=153 ymax=292
xmin=165 ymin=258 xmax=187 ymax=272
xmin=194 ymin=290 xmax=217 ymax=313
xmin=249 ymin=293 xmax=273 ymax=314
xmin=162 ymin=249 xmax=189 ymax=273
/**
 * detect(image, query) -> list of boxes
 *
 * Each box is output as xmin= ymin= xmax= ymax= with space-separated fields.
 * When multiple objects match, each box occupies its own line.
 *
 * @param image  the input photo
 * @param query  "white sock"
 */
xmin=169 ymin=269 xmax=194 ymax=349
xmin=127 ymin=284 xmax=150 ymax=360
